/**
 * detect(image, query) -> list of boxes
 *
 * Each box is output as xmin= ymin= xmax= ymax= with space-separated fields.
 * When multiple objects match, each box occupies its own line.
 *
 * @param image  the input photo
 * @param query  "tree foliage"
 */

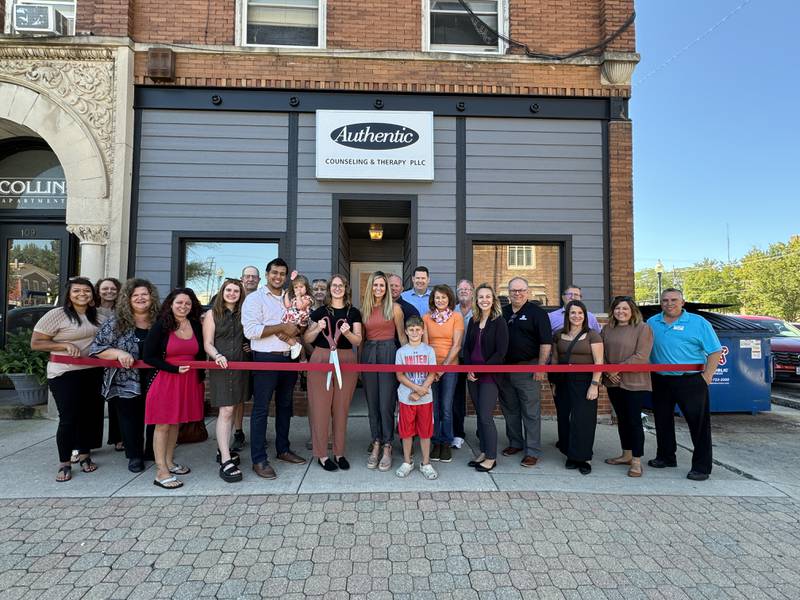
xmin=634 ymin=236 xmax=800 ymax=320
xmin=738 ymin=237 xmax=800 ymax=321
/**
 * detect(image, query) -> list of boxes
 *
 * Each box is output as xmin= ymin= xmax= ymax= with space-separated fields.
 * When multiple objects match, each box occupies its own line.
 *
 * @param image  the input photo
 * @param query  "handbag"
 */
xmin=178 ymin=420 xmax=208 ymax=444
xmin=548 ymin=334 xmax=584 ymax=387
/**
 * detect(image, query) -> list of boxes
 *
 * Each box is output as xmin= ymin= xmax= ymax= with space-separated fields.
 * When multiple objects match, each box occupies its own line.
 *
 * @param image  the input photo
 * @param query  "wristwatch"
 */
xmin=590 ymin=380 xmax=600 ymax=386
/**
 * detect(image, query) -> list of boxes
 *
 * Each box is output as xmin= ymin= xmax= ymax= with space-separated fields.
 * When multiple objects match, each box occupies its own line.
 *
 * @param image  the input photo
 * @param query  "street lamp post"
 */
xmin=655 ymin=259 xmax=664 ymax=300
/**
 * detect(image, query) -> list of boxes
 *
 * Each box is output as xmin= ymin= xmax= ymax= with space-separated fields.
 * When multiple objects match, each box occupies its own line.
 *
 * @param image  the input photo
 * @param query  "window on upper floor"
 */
xmin=7 ymin=0 xmax=76 ymax=35
xmin=507 ymin=245 xmax=535 ymax=269
xmin=243 ymin=0 xmax=325 ymax=48
xmin=424 ymin=0 xmax=507 ymax=54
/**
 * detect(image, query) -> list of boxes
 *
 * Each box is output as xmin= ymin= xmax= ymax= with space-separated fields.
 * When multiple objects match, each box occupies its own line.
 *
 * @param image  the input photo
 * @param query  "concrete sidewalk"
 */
xmin=0 ymin=411 xmax=783 ymax=500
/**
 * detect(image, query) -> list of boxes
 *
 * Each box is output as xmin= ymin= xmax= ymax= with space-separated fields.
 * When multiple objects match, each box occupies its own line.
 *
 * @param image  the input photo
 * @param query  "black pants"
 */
xmin=107 ymin=398 xmax=122 ymax=445
xmin=113 ymin=395 xmax=155 ymax=460
xmin=251 ymin=352 xmax=298 ymax=464
xmin=607 ymin=387 xmax=648 ymax=457
xmin=652 ymin=373 xmax=712 ymax=474
xmin=468 ymin=380 xmax=498 ymax=460
xmin=453 ymin=372 xmax=467 ymax=439
xmin=48 ymin=368 xmax=104 ymax=463
xmin=553 ymin=373 xmax=597 ymax=462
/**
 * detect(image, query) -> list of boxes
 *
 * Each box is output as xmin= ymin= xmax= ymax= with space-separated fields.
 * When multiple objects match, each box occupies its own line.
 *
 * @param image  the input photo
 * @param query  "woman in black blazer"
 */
xmin=462 ymin=283 xmax=508 ymax=472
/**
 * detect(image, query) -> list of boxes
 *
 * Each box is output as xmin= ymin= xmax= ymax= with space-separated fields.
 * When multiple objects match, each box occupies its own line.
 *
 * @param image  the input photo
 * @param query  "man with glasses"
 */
xmin=548 ymin=285 xmax=601 ymax=334
xmin=647 ymin=288 xmax=722 ymax=481
xmin=210 ymin=266 xmax=259 ymax=452
xmin=499 ymin=277 xmax=552 ymax=467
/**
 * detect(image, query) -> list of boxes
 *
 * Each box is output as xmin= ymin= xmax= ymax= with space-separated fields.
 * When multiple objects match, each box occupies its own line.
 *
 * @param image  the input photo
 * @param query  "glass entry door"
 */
xmin=0 ymin=223 xmax=71 ymax=346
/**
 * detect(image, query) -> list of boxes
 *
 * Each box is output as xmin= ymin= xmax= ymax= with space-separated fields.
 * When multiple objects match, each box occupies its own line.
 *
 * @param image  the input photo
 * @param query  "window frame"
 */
xmin=238 ymin=0 xmax=327 ymax=49
xmin=6 ymin=0 xmax=77 ymax=35
xmin=171 ymin=231 xmax=285 ymax=296
xmin=467 ymin=235 xmax=571 ymax=310
xmin=422 ymin=0 xmax=508 ymax=55
xmin=507 ymin=244 xmax=536 ymax=270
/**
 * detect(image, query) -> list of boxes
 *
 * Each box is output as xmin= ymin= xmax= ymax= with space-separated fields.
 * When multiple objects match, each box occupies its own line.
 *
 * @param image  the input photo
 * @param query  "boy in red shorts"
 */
xmin=395 ymin=316 xmax=438 ymax=479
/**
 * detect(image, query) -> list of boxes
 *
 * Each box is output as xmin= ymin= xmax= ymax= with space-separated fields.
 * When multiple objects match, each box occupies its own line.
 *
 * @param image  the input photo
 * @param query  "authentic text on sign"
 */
xmin=315 ymin=110 xmax=434 ymax=181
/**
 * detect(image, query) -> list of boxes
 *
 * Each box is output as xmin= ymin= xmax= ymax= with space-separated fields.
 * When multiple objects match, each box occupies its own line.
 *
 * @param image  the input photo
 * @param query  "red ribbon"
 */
xmin=49 ymin=354 xmax=702 ymax=374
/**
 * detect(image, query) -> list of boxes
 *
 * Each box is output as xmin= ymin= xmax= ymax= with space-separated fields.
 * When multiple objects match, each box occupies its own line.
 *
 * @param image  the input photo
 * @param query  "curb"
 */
xmin=772 ymin=395 xmax=800 ymax=411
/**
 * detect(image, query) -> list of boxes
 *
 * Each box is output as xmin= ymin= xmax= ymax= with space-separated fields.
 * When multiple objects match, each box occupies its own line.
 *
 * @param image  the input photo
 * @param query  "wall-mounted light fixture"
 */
xmin=369 ymin=224 xmax=383 ymax=241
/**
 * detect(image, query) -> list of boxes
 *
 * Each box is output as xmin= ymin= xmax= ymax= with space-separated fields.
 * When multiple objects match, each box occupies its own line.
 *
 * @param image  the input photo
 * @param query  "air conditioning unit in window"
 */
xmin=13 ymin=4 xmax=69 ymax=35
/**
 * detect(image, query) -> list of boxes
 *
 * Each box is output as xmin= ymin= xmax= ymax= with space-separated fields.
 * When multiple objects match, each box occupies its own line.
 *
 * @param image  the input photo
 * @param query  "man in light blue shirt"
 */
xmin=548 ymin=285 xmax=601 ymax=333
xmin=647 ymin=288 xmax=722 ymax=481
xmin=400 ymin=266 xmax=432 ymax=316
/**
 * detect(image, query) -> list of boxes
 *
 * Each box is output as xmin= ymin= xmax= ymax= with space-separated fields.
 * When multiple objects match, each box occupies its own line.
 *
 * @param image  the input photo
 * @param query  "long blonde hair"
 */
xmin=362 ymin=271 xmax=394 ymax=321
xmin=474 ymin=283 xmax=503 ymax=321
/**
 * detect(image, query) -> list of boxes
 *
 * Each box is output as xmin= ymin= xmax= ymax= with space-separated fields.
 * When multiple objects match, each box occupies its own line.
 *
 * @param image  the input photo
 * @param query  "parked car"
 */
xmin=738 ymin=315 xmax=800 ymax=381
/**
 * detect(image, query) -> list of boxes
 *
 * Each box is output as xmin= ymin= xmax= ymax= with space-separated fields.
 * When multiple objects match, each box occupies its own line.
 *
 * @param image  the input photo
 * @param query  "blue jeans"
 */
xmin=250 ymin=352 xmax=298 ymax=465
xmin=431 ymin=371 xmax=457 ymax=445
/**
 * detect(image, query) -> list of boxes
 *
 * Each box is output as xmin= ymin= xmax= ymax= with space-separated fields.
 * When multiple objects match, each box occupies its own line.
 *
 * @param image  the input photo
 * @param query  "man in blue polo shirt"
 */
xmin=647 ymin=288 xmax=722 ymax=481
xmin=401 ymin=266 xmax=432 ymax=316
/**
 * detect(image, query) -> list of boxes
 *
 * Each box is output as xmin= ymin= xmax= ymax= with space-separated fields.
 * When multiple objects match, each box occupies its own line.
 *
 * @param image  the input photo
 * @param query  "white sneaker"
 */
xmin=420 ymin=463 xmax=438 ymax=480
xmin=395 ymin=462 xmax=414 ymax=478
xmin=290 ymin=342 xmax=302 ymax=359
xmin=451 ymin=437 xmax=464 ymax=449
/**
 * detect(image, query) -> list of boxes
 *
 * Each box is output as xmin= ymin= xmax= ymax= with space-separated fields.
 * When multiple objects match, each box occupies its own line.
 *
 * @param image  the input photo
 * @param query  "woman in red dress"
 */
xmin=143 ymin=288 xmax=205 ymax=489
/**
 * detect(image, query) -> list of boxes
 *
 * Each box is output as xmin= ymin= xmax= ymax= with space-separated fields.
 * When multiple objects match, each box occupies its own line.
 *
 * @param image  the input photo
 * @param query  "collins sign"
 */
xmin=316 ymin=110 xmax=434 ymax=181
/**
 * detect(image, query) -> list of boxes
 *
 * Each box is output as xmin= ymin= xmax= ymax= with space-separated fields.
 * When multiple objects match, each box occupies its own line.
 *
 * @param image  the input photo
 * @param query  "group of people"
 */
xmin=31 ymin=259 xmax=722 ymax=488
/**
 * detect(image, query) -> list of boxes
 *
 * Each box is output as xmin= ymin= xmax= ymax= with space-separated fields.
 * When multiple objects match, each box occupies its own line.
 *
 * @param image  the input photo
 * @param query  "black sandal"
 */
xmin=216 ymin=450 xmax=240 ymax=466
xmin=219 ymin=459 xmax=243 ymax=483
xmin=79 ymin=457 xmax=98 ymax=473
xmin=56 ymin=465 xmax=72 ymax=482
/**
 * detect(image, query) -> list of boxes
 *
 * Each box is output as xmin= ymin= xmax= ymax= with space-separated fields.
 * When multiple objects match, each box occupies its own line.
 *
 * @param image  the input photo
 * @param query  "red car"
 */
xmin=738 ymin=315 xmax=800 ymax=381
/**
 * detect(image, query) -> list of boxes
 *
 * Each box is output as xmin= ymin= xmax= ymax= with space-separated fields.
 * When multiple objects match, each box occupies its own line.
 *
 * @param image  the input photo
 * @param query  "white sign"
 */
xmin=315 ymin=110 xmax=434 ymax=181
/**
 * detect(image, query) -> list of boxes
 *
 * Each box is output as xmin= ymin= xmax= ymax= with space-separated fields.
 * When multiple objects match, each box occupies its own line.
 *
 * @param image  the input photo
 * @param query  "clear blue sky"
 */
xmin=631 ymin=0 xmax=798 ymax=271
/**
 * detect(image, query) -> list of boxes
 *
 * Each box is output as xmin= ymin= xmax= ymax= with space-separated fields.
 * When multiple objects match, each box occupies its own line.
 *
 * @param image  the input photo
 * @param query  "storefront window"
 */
xmin=472 ymin=242 xmax=561 ymax=307
xmin=181 ymin=240 xmax=278 ymax=304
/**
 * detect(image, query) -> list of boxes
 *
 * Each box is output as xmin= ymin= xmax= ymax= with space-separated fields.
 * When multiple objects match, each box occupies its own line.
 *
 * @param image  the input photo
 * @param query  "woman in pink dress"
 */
xmin=143 ymin=288 xmax=205 ymax=489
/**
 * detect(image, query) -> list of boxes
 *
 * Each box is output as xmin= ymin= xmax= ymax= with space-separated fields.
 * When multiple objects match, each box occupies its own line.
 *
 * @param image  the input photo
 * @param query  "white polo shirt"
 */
xmin=241 ymin=286 xmax=290 ymax=353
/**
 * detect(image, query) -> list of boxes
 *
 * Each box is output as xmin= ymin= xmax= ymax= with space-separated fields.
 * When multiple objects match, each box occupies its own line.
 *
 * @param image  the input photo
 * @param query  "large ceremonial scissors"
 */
xmin=320 ymin=316 xmax=347 ymax=390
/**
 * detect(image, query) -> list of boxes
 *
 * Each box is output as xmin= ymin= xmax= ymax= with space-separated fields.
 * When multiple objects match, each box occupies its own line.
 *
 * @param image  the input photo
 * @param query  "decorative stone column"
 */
xmin=66 ymin=224 xmax=109 ymax=282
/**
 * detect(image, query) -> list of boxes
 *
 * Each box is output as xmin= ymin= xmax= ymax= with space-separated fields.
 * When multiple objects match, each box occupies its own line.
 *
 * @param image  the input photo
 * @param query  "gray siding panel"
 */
xmin=295 ymin=114 xmax=457 ymax=286
xmin=135 ymin=110 xmax=289 ymax=292
xmin=466 ymin=117 xmax=605 ymax=311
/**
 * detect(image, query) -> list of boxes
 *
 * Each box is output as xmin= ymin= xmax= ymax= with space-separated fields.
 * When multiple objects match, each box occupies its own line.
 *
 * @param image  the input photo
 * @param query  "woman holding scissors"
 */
xmin=303 ymin=274 xmax=363 ymax=471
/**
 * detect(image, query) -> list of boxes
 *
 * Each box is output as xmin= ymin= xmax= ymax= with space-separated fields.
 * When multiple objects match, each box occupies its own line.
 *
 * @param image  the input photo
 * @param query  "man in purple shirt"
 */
xmin=548 ymin=285 xmax=601 ymax=334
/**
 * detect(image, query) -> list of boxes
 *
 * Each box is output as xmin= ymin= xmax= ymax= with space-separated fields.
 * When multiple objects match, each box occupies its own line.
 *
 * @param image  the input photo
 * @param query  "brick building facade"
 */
xmin=1 ymin=0 xmax=638 ymax=416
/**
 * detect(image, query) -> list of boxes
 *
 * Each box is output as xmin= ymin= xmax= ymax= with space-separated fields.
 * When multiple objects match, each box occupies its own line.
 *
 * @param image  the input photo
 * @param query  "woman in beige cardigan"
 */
xmin=600 ymin=296 xmax=654 ymax=477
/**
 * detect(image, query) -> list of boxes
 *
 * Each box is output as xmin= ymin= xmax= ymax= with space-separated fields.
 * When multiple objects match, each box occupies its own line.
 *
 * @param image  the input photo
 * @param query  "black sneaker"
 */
xmin=439 ymin=445 xmax=452 ymax=463
xmin=430 ymin=443 xmax=441 ymax=461
xmin=232 ymin=430 xmax=246 ymax=452
xmin=647 ymin=458 xmax=677 ymax=469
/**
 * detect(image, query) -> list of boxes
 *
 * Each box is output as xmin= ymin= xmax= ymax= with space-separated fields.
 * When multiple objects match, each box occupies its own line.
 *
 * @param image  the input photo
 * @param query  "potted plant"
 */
xmin=0 ymin=330 xmax=49 ymax=406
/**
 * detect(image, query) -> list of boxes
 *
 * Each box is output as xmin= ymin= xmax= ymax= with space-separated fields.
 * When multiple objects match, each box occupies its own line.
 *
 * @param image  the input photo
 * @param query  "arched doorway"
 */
xmin=0 ymin=132 xmax=74 ymax=346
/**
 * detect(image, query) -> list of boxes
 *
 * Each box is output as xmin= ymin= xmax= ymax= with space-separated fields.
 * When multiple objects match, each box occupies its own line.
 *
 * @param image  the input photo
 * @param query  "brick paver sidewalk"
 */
xmin=1 ymin=491 xmax=799 ymax=599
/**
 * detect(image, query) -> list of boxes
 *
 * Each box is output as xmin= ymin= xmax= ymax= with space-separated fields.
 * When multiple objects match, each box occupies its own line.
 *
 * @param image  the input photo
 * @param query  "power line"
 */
xmin=635 ymin=0 xmax=752 ymax=87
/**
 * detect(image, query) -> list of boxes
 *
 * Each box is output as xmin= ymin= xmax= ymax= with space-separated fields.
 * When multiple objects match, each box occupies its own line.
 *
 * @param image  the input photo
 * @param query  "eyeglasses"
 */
xmin=612 ymin=295 xmax=634 ymax=302
xmin=330 ymin=283 xmax=345 ymax=289
xmin=509 ymin=289 xmax=528 ymax=294
xmin=564 ymin=292 xmax=581 ymax=298
xmin=224 ymin=278 xmax=242 ymax=284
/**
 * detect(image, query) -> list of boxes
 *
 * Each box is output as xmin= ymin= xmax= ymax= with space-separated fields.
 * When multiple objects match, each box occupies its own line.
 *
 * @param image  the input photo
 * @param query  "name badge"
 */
xmin=673 ymin=325 xmax=685 ymax=331
xmin=519 ymin=315 xmax=528 ymax=321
